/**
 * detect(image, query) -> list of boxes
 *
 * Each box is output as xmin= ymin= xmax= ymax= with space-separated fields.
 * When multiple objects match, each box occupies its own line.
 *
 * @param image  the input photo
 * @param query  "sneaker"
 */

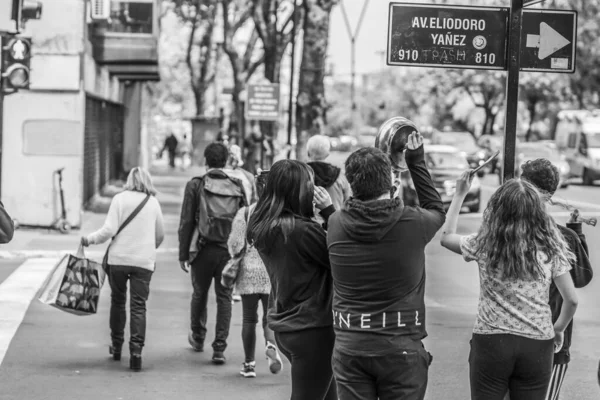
xmin=233 ymin=294 xmax=242 ymax=302
xmin=265 ymin=342 xmax=283 ymax=374
xmin=188 ymin=332 xmax=204 ymax=352
xmin=212 ymin=351 xmax=226 ymax=365
xmin=240 ymin=361 xmax=256 ymax=378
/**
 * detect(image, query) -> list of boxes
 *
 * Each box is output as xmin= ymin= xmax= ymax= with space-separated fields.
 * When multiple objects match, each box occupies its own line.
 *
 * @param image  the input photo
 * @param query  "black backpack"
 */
xmin=195 ymin=170 xmax=247 ymax=246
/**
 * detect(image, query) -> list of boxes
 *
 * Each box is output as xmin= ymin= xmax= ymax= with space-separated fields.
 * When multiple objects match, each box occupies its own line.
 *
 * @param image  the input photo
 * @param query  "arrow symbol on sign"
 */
xmin=526 ymin=22 xmax=571 ymax=60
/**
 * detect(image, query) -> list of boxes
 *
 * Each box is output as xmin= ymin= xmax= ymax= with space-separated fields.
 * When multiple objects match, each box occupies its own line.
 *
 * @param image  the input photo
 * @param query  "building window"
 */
xmin=108 ymin=0 xmax=153 ymax=34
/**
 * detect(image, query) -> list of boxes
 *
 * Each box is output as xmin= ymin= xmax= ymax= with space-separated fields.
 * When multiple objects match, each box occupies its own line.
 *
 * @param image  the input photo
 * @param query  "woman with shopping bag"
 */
xmin=81 ymin=167 xmax=165 ymax=372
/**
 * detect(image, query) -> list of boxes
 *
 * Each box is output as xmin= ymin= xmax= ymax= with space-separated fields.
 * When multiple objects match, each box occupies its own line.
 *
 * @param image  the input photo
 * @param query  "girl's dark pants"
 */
xmin=469 ymin=333 xmax=554 ymax=400
xmin=241 ymin=294 xmax=275 ymax=363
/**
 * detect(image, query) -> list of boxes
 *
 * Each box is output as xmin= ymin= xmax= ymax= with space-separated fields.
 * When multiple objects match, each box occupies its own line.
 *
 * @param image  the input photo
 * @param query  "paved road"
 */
xmin=0 ymin=156 xmax=599 ymax=400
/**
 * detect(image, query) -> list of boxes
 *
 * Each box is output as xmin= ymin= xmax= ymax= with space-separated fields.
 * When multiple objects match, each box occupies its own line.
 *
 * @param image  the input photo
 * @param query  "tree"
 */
xmin=519 ymin=73 xmax=568 ymax=141
xmin=294 ymin=0 xmax=337 ymax=161
xmin=172 ymin=0 xmax=219 ymax=116
xmin=456 ymin=70 xmax=505 ymax=136
xmin=251 ymin=0 xmax=296 ymax=166
xmin=549 ymin=0 xmax=600 ymax=108
xmin=222 ymin=0 xmax=265 ymax=140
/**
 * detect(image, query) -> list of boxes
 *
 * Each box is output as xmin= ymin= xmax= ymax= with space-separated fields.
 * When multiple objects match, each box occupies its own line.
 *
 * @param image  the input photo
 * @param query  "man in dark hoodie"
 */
xmin=307 ymin=135 xmax=351 ymax=217
xmin=327 ymin=130 xmax=445 ymax=400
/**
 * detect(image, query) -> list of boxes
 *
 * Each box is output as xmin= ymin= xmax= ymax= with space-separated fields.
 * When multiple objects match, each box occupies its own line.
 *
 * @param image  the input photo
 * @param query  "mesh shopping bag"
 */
xmin=37 ymin=245 xmax=107 ymax=316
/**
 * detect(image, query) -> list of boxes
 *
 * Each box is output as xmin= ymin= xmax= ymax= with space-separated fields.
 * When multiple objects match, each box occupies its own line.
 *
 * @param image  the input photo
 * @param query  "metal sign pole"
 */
xmin=286 ymin=0 xmax=298 ymax=159
xmin=340 ymin=0 xmax=370 ymax=121
xmin=502 ymin=0 xmax=524 ymax=183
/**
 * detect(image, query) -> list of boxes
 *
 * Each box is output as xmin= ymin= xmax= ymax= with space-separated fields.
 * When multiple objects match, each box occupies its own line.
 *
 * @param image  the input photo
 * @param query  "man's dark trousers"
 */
xmin=190 ymin=244 xmax=233 ymax=352
xmin=332 ymin=338 xmax=431 ymax=400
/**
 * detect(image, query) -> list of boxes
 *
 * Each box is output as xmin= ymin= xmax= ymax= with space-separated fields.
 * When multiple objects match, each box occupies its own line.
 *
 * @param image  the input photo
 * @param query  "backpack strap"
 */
xmin=113 ymin=194 xmax=151 ymax=240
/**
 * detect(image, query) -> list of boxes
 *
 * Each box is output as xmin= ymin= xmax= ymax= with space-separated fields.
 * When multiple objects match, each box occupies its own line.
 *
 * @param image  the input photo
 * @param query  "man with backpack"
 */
xmin=179 ymin=142 xmax=247 ymax=364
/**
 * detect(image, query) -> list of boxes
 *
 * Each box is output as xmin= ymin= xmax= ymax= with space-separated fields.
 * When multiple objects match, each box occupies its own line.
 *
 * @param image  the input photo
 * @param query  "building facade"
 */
xmin=0 ymin=0 xmax=159 ymax=228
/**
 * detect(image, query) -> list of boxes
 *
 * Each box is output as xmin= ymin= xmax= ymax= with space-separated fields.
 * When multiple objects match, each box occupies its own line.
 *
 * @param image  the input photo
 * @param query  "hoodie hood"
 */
xmin=338 ymin=197 xmax=404 ymax=242
xmin=308 ymin=161 xmax=341 ymax=188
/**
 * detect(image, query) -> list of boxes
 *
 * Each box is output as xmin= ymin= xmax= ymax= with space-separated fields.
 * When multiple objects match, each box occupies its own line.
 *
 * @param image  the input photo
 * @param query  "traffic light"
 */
xmin=1 ymin=36 xmax=31 ymax=90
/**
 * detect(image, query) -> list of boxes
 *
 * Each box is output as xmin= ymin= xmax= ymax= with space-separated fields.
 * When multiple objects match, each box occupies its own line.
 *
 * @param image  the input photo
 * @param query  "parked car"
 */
xmin=330 ymin=135 xmax=357 ymax=152
xmin=477 ymin=135 xmax=504 ymax=173
xmin=430 ymin=131 xmax=487 ymax=176
xmin=497 ymin=142 xmax=571 ymax=188
xmin=356 ymin=126 xmax=378 ymax=149
xmin=403 ymin=145 xmax=482 ymax=213
xmin=519 ymin=142 xmax=571 ymax=188
xmin=554 ymin=109 xmax=600 ymax=185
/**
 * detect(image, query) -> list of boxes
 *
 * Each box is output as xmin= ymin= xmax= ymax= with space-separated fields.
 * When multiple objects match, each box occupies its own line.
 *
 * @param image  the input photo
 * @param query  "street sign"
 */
xmin=524 ymin=0 xmax=545 ymax=6
xmin=246 ymin=83 xmax=280 ymax=121
xmin=520 ymin=9 xmax=577 ymax=73
xmin=386 ymin=3 xmax=509 ymax=70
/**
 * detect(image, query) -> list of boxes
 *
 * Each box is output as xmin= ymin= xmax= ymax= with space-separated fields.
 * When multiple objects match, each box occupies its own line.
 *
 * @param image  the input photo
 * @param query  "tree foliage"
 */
xmin=171 ymin=0 xmax=219 ymax=116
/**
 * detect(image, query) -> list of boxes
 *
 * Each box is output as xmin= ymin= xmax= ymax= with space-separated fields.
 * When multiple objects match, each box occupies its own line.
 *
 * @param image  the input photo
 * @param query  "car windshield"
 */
xmin=434 ymin=133 xmax=479 ymax=152
xmin=427 ymin=152 xmax=469 ymax=169
xmin=584 ymin=132 xmax=600 ymax=148
xmin=518 ymin=146 xmax=559 ymax=161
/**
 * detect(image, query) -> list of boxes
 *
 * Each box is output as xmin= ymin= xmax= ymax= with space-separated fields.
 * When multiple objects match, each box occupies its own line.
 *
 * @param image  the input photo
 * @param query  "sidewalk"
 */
xmin=0 ymin=163 xmax=203 ymax=259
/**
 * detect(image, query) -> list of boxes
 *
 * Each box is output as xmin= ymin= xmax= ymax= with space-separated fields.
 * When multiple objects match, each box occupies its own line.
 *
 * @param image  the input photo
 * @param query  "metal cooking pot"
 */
xmin=375 ymin=116 xmax=419 ymax=172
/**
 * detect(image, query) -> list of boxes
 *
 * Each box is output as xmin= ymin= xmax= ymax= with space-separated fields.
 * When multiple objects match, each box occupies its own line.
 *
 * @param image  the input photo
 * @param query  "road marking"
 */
xmin=458 ymin=211 xmax=600 ymax=219
xmin=0 ymin=248 xmax=179 ymax=260
xmin=0 ymin=258 xmax=59 ymax=366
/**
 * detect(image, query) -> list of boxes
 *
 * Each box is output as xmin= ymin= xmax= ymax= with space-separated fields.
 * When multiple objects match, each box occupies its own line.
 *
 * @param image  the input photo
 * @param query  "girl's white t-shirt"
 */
xmin=460 ymin=233 xmax=571 ymax=340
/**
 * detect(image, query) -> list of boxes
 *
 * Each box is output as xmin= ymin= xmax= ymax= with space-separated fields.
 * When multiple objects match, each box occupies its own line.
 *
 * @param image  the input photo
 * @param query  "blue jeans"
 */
xmin=332 ymin=338 xmax=431 ymax=400
xmin=108 ymin=265 xmax=153 ymax=353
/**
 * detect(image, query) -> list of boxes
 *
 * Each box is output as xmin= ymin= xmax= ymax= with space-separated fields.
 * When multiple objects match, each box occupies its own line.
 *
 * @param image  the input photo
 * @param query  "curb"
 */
xmin=0 ymin=248 xmax=179 ymax=260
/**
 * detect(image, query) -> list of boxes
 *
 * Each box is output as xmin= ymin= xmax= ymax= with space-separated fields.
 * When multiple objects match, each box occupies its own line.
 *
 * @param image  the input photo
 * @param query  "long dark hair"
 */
xmin=474 ymin=179 xmax=574 ymax=281
xmin=247 ymin=160 xmax=315 ymax=250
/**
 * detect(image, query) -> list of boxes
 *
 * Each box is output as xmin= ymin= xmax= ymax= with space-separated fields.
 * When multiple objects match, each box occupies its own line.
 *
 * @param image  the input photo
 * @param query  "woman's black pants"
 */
xmin=275 ymin=326 xmax=337 ymax=400
xmin=108 ymin=265 xmax=153 ymax=354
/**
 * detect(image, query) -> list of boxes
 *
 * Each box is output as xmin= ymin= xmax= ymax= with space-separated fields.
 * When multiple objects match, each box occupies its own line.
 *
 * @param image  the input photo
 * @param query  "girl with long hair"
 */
xmin=440 ymin=174 xmax=578 ymax=400
xmin=246 ymin=160 xmax=337 ymax=400
xmin=82 ymin=167 xmax=164 ymax=371
xmin=227 ymin=169 xmax=283 ymax=378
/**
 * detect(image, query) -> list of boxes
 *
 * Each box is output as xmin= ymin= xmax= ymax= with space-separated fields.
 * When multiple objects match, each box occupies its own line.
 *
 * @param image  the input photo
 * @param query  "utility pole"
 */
xmin=375 ymin=50 xmax=385 ymax=75
xmin=286 ymin=0 xmax=298 ymax=159
xmin=340 ymin=0 xmax=370 ymax=127
xmin=502 ymin=0 xmax=524 ymax=183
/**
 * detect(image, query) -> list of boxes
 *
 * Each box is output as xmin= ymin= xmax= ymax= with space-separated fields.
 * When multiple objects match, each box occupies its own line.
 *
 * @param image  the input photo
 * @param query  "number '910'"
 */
xmin=398 ymin=49 xmax=419 ymax=61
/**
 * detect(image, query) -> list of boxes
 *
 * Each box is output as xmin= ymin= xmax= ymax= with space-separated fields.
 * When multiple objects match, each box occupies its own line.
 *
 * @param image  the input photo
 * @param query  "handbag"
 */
xmin=221 ymin=206 xmax=250 ymax=289
xmin=102 ymin=194 xmax=151 ymax=274
xmin=38 ymin=244 xmax=106 ymax=315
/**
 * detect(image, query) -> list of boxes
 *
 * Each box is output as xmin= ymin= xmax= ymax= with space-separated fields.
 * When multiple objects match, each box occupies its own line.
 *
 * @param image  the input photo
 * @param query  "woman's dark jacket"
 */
xmin=257 ymin=206 xmax=335 ymax=333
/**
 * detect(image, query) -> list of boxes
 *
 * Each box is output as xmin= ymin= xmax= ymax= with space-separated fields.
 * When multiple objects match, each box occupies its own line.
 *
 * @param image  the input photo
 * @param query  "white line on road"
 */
xmin=0 ymin=258 xmax=59 ymax=366
xmin=0 ymin=248 xmax=179 ymax=260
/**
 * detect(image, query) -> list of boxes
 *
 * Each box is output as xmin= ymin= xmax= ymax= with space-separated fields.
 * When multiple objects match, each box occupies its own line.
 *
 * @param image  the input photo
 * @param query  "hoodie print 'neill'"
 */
xmin=326 ymin=146 xmax=446 ymax=356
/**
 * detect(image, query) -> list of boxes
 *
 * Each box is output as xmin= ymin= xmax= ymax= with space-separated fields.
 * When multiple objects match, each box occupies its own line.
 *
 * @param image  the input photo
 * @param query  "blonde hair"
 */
xmin=307 ymin=135 xmax=331 ymax=161
xmin=124 ymin=167 xmax=156 ymax=196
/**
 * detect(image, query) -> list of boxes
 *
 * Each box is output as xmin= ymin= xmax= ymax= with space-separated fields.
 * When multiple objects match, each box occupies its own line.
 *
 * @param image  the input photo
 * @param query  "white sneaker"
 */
xmin=240 ymin=361 xmax=256 ymax=378
xmin=265 ymin=342 xmax=283 ymax=374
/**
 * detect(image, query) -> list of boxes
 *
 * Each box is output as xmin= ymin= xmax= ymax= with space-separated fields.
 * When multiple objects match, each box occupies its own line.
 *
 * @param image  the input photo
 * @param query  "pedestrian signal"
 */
xmin=1 ymin=36 xmax=31 ymax=90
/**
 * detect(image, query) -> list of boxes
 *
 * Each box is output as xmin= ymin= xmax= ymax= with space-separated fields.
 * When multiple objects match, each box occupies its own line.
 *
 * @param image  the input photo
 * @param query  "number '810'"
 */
xmin=476 ymin=53 xmax=496 ymax=64
xmin=398 ymin=49 xmax=419 ymax=61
